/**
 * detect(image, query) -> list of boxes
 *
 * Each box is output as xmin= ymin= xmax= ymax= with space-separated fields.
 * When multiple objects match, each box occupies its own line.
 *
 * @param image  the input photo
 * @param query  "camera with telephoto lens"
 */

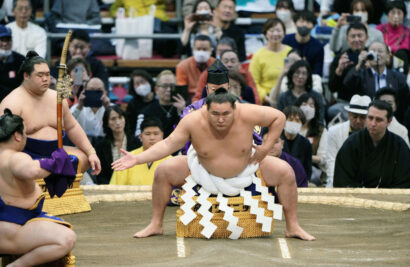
xmin=366 ymin=51 xmax=378 ymax=61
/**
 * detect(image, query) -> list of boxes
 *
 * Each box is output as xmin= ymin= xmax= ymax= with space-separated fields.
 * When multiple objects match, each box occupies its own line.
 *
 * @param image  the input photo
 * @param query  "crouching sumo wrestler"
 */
xmin=0 ymin=109 xmax=77 ymax=267
xmin=113 ymin=89 xmax=315 ymax=241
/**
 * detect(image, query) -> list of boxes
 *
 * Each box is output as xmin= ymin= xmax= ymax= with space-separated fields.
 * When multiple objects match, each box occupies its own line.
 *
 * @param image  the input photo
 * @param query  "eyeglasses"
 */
xmin=157 ymin=83 xmax=176 ymax=89
xmin=293 ymin=71 xmax=308 ymax=77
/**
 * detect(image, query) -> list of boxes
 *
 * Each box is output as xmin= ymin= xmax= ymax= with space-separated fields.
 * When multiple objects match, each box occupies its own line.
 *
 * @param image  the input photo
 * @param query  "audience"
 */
xmin=136 ymin=70 xmax=186 ymax=138
xmin=376 ymin=0 xmax=409 ymax=54
xmin=213 ymin=0 xmax=246 ymax=62
xmin=226 ymin=70 xmax=257 ymax=103
xmin=0 ymin=25 xmax=24 ymax=102
xmin=193 ymin=49 xmax=260 ymax=103
xmin=52 ymin=30 xmax=109 ymax=88
xmin=214 ymin=36 xmax=237 ymax=58
xmin=96 ymin=105 xmax=139 ymax=184
xmin=249 ymin=18 xmax=292 ymax=104
xmin=270 ymin=49 xmax=323 ymax=106
xmin=328 ymin=22 xmax=368 ymax=120
xmin=343 ymin=41 xmax=409 ymax=122
xmin=6 ymin=0 xmax=47 ymax=58
xmin=283 ymin=10 xmax=324 ymax=76
xmin=110 ymin=117 xmax=171 ymax=185
xmin=295 ymin=93 xmax=328 ymax=185
xmin=275 ymin=0 xmax=296 ymax=35
xmin=375 ymin=87 xmax=409 ymax=146
xmin=183 ymin=0 xmax=218 ymax=16
xmin=329 ymin=0 xmax=384 ymax=54
xmin=262 ymin=128 xmax=308 ymax=187
xmin=332 ymin=0 xmax=386 ymax=25
xmin=125 ymin=70 xmax=156 ymax=137
xmin=70 ymin=77 xmax=111 ymax=147
xmin=276 ymin=60 xmax=325 ymax=124
xmin=50 ymin=0 xmax=101 ymax=26
xmin=326 ymin=94 xmax=371 ymax=187
xmin=66 ymin=57 xmax=91 ymax=107
xmin=281 ymin=105 xmax=313 ymax=181
xmin=180 ymin=0 xmax=222 ymax=57
xmin=334 ymin=100 xmax=410 ymax=188
xmin=176 ymin=34 xmax=216 ymax=100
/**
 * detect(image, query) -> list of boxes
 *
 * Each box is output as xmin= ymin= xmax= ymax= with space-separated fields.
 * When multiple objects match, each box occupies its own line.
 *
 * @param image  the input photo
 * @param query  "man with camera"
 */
xmin=343 ymin=41 xmax=409 ymax=123
xmin=328 ymin=22 xmax=368 ymax=120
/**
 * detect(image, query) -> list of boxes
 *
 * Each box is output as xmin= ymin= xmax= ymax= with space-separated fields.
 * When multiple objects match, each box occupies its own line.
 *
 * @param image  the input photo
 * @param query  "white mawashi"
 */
xmin=253 ymin=176 xmax=283 ymax=220
xmin=216 ymin=193 xmax=243 ymax=239
xmin=180 ymin=176 xmax=197 ymax=225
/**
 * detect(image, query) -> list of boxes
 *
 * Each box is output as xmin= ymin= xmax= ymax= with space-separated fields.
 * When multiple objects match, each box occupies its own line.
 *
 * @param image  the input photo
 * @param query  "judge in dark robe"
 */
xmin=334 ymin=100 xmax=410 ymax=188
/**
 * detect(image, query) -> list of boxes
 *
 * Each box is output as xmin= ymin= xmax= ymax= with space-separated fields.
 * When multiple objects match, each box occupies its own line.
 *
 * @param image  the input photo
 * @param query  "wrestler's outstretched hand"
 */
xmin=111 ymin=149 xmax=137 ymax=171
xmin=89 ymin=154 xmax=101 ymax=175
xmin=249 ymin=144 xmax=269 ymax=164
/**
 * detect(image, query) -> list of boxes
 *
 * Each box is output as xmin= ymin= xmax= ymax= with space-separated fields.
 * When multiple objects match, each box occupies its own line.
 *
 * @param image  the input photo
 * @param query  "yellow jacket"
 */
xmin=110 ymin=147 xmax=172 ymax=185
xmin=110 ymin=0 xmax=169 ymax=21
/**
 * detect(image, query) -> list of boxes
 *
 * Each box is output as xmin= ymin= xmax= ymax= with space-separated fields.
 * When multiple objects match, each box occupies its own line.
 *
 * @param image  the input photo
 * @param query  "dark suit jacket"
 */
xmin=95 ymin=134 xmax=139 ymax=184
xmin=343 ymin=67 xmax=409 ymax=122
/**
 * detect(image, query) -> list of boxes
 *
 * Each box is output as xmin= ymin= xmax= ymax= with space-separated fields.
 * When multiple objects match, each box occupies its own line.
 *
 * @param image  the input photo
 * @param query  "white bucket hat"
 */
xmin=344 ymin=95 xmax=372 ymax=115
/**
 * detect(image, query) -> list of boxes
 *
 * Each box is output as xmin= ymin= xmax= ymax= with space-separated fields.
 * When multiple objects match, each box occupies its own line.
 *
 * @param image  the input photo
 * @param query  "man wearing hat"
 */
xmin=334 ymin=100 xmax=410 ymax=188
xmin=326 ymin=94 xmax=371 ymax=187
xmin=0 ymin=25 xmax=24 ymax=102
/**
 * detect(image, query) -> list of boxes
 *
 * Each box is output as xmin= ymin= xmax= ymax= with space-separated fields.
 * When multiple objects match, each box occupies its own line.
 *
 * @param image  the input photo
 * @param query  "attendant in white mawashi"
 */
xmin=112 ymin=87 xmax=315 ymax=241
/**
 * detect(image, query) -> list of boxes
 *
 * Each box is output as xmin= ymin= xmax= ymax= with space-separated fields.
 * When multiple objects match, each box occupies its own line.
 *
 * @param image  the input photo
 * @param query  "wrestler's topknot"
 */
xmin=0 ymin=108 xmax=24 ymax=142
xmin=18 ymin=50 xmax=48 ymax=76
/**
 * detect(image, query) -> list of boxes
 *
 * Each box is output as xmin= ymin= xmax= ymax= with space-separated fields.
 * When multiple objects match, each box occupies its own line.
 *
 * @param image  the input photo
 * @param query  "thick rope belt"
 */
xmin=180 ymin=146 xmax=282 ymax=239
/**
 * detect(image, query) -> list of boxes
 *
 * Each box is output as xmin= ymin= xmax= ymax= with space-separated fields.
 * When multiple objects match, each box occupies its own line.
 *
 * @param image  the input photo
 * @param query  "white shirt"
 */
xmin=6 ymin=21 xmax=47 ymax=58
xmin=388 ymin=116 xmax=410 ymax=147
xmin=371 ymin=67 xmax=387 ymax=92
xmin=70 ymin=104 xmax=105 ymax=137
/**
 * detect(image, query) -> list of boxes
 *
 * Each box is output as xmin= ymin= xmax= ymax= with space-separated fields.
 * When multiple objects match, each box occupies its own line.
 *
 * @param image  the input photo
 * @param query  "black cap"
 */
xmin=207 ymin=60 xmax=229 ymax=85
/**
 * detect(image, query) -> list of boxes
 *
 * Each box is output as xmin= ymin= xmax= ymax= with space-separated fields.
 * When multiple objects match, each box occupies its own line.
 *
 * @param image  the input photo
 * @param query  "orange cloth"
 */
xmin=176 ymin=56 xmax=216 ymax=98
xmin=192 ymin=64 xmax=261 ymax=104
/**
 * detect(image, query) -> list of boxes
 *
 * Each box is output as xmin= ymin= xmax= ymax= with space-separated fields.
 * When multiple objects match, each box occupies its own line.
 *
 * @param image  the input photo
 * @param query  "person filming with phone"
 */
xmin=329 ymin=0 xmax=383 ymax=55
xmin=70 ymin=77 xmax=111 ymax=147
xmin=180 ymin=0 xmax=222 ymax=57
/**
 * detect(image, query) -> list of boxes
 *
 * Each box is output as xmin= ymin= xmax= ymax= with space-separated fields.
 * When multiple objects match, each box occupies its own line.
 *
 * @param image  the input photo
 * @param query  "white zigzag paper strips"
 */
xmin=216 ymin=193 xmax=243 ymax=239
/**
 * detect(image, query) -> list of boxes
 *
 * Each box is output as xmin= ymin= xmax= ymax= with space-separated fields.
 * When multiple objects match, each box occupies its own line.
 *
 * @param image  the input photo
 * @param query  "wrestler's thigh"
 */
xmin=64 ymin=146 xmax=89 ymax=172
xmin=155 ymin=156 xmax=189 ymax=186
xmin=259 ymin=156 xmax=295 ymax=187
xmin=0 ymin=221 xmax=20 ymax=253
xmin=3 ymin=220 xmax=75 ymax=254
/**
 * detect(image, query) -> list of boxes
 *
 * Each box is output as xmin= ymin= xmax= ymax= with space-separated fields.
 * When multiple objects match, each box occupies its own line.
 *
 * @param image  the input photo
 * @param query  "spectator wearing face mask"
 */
xmin=70 ymin=77 xmax=112 ymax=147
xmin=125 ymin=70 xmax=156 ymax=137
xmin=295 ymin=94 xmax=328 ymax=186
xmin=0 ymin=25 xmax=24 ymax=102
xmin=275 ymin=0 xmax=296 ymax=35
xmin=329 ymin=0 xmax=384 ymax=54
xmin=281 ymin=105 xmax=313 ymax=181
xmin=176 ymin=34 xmax=216 ymax=100
xmin=282 ymin=11 xmax=324 ymax=76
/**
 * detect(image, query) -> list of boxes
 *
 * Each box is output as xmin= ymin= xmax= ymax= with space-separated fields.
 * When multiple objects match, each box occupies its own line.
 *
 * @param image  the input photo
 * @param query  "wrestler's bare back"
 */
xmin=0 ymin=149 xmax=43 ymax=209
xmin=0 ymin=87 xmax=64 ymax=140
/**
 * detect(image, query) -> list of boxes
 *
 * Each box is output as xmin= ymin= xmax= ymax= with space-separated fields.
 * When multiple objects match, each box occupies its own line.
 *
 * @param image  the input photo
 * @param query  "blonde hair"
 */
xmin=156 ymin=70 xmax=175 ymax=85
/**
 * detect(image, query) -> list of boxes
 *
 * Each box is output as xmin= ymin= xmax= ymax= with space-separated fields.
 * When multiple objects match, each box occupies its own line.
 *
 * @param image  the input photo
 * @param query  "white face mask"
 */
xmin=0 ymin=48 xmax=12 ymax=58
xmin=300 ymin=105 xmax=315 ymax=121
xmin=193 ymin=50 xmax=211 ymax=63
xmin=135 ymin=83 xmax=151 ymax=97
xmin=353 ymin=12 xmax=368 ymax=24
xmin=284 ymin=121 xmax=302 ymax=135
xmin=276 ymin=10 xmax=292 ymax=23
